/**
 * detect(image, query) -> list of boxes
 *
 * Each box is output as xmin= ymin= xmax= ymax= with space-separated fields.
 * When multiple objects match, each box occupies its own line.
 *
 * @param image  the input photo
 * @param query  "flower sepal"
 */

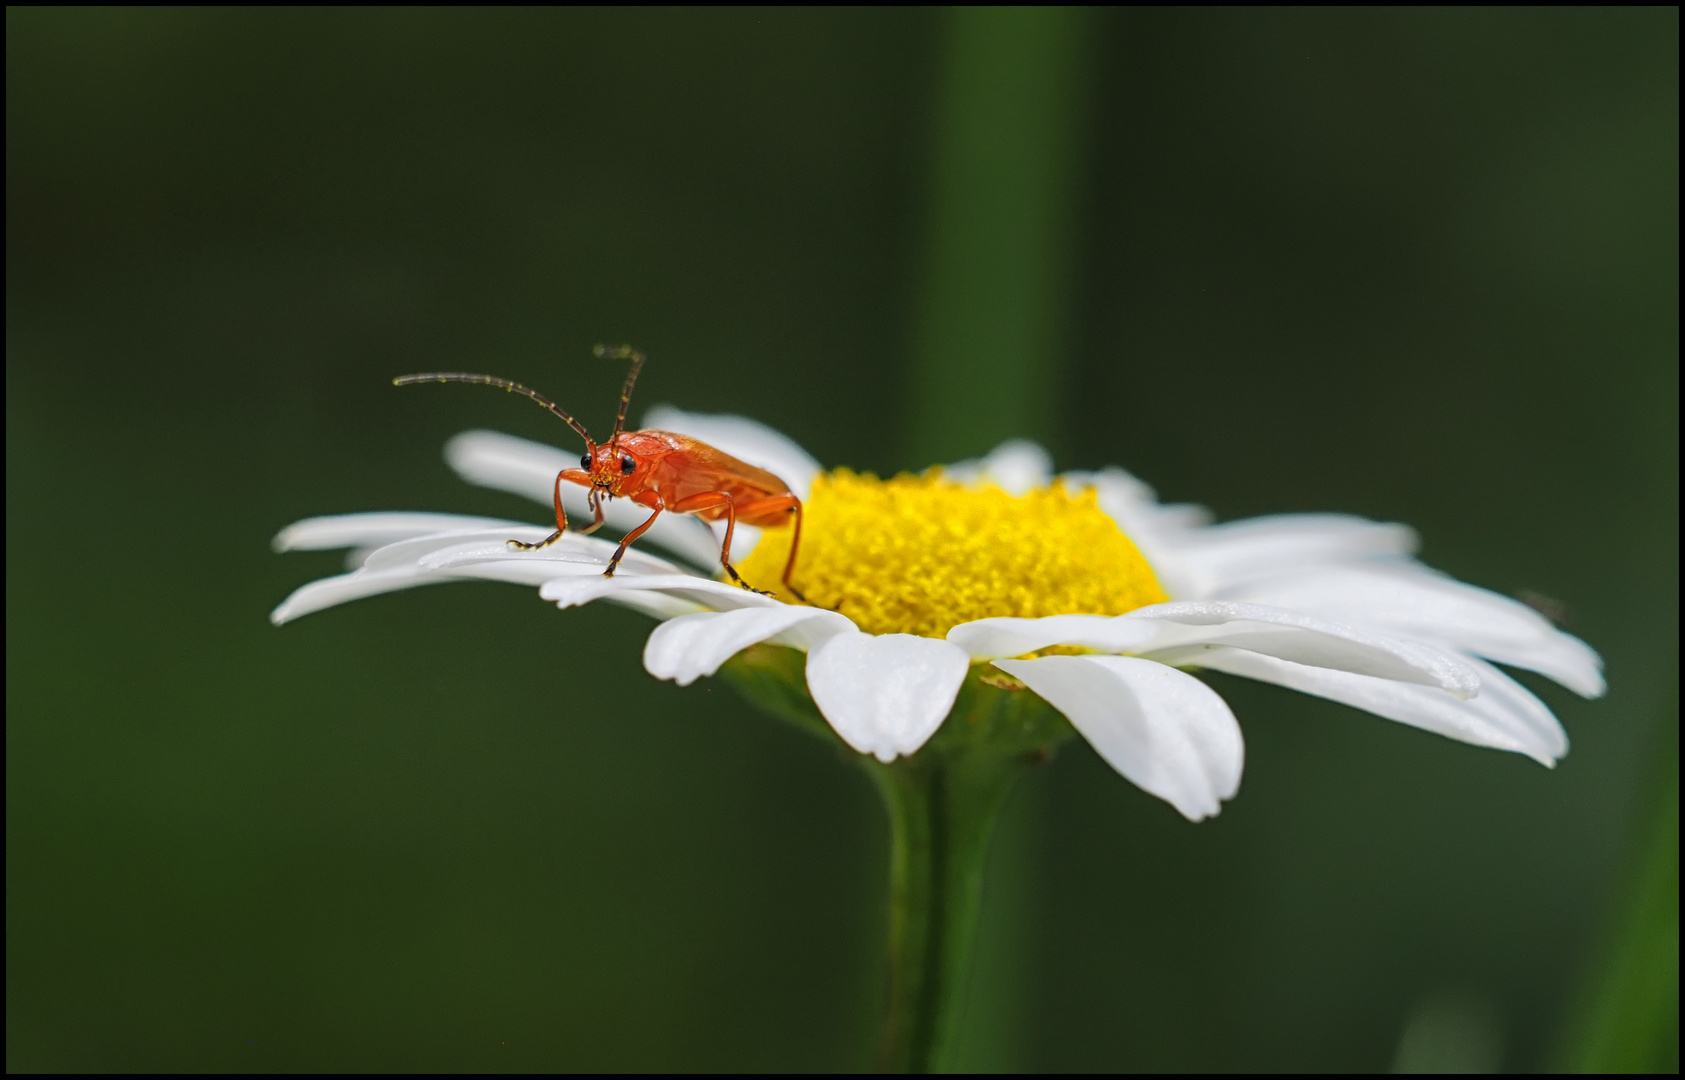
xmin=715 ymin=643 xmax=838 ymax=748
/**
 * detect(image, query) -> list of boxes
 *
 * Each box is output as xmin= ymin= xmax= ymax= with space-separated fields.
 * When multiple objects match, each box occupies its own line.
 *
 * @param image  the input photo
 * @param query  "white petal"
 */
xmin=977 ymin=439 xmax=1053 ymax=495
xmin=443 ymin=427 xmax=575 ymax=500
xmin=273 ymin=559 xmax=702 ymax=624
xmin=947 ymin=614 xmax=1160 ymax=659
xmin=762 ymin=609 xmax=858 ymax=651
xmin=1189 ymin=647 xmax=1568 ymax=766
xmin=356 ymin=526 xmax=602 ymax=572
xmin=321 ymin=519 xmax=574 ymax=574
xmin=994 ymin=656 xmax=1242 ymax=821
xmin=440 ymin=559 xmax=602 ymax=588
xmin=273 ymin=512 xmax=529 ymax=553
xmin=1065 ymin=467 xmax=1213 ymax=535
xmin=424 ymin=560 xmax=702 ymax=619
xmin=410 ymin=531 xmax=682 ymax=577
xmin=1126 ymin=600 xmax=1482 ymax=699
xmin=270 ymin=566 xmax=444 ymax=625
xmin=937 ymin=438 xmax=1052 ymax=494
xmin=954 ymin=602 xmax=1482 ymax=698
xmin=641 ymin=405 xmax=822 ymax=499
xmin=539 ymin=573 xmax=787 ymax=614
xmin=1479 ymin=629 xmax=1601 ymax=699
xmin=1218 ymin=564 xmax=1605 ymax=698
xmin=444 ymin=429 xmax=723 ymax=567
xmin=805 ymin=633 xmax=970 ymax=762
xmin=643 ymin=606 xmax=853 ymax=686
xmin=1422 ymin=628 xmax=1602 ymax=700
xmin=1198 ymin=512 xmax=1420 ymax=557
xmin=274 ymin=524 xmax=709 ymax=626
xmin=1178 ymin=513 xmax=1419 ymax=592
xmin=272 ymin=528 xmax=573 ymax=624
xmin=1457 ymin=657 xmax=1570 ymax=760
xmin=1062 ymin=468 xmax=1215 ymax=599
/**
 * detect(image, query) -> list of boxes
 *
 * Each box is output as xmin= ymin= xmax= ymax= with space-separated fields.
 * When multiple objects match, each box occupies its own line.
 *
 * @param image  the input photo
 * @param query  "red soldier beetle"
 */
xmin=394 ymin=345 xmax=806 ymax=600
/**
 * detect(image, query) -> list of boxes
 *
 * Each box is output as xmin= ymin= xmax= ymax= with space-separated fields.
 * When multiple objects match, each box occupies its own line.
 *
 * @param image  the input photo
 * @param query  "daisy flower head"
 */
xmin=272 ymin=402 xmax=1603 ymax=822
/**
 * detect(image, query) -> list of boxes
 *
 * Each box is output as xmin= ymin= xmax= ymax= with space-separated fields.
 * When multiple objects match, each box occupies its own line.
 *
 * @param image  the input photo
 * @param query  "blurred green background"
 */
xmin=7 ymin=7 xmax=1676 ymax=1072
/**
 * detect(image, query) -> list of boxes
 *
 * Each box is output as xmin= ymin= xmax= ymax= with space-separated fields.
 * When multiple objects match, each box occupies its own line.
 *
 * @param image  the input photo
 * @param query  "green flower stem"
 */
xmin=719 ymin=647 xmax=1076 ymax=1074
xmin=869 ymin=751 xmax=1023 ymax=1073
xmin=718 ymin=648 xmax=1069 ymax=1072
xmin=867 ymin=668 xmax=1075 ymax=1073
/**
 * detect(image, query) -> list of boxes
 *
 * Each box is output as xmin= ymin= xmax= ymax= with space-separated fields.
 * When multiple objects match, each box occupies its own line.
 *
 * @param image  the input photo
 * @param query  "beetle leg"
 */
xmin=783 ymin=499 xmax=807 ymax=602
xmin=605 ymin=505 xmax=663 ymax=577
xmin=507 ymin=469 xmax=575 ymax=551
xmin=732 ymin=494 xmax=807 ymax=602
xmin=667 ymin=491 xmax=772 ymax=593
xmin=576 ymin=487 xmax=608 ymax=536
xmin=509 ymin=529 xmax=563 ymax=551
xmin=717 ymin=499 xmax=741 ymax=583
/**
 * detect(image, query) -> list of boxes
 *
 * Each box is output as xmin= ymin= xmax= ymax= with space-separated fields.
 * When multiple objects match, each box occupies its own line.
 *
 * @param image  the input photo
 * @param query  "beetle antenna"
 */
xmin=593 ymin=344 xmax=646 ymax=450
xmin=393 ymin=373 xmax=595 ymax=449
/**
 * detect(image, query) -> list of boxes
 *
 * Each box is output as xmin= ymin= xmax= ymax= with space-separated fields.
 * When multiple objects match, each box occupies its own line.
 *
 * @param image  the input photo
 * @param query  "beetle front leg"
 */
xmin=508 ymin=468 xmax=592 ymax=551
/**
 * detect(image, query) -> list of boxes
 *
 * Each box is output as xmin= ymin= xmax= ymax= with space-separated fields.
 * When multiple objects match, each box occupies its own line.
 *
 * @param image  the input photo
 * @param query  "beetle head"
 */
xmin=583 ymin=443 xmax=645 ymax=497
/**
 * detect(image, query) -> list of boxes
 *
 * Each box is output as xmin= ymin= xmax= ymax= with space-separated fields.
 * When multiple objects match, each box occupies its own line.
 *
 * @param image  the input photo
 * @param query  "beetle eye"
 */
xmin=621 ymin=455 xmax=636 ymax=475
xmin=579 ymin=454 xmax=591 ymax=469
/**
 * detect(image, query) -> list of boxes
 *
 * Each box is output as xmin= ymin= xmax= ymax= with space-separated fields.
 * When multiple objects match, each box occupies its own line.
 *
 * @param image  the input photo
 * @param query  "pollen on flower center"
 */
xmin=736 ymin=468 xmax=1168 ymax=638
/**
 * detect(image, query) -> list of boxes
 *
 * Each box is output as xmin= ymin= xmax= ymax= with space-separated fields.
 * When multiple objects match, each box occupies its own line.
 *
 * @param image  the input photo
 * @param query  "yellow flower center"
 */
xmin=737 ymin=469 xmax=1168 ymax=638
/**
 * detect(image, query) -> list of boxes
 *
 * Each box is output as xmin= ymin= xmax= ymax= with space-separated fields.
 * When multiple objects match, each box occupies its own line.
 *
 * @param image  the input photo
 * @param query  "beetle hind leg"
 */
xmin=722 ymin=560 xmax=776 ymax=597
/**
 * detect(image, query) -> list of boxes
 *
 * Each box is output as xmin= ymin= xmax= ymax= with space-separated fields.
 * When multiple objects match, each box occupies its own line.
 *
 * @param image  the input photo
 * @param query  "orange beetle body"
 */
xmin=396 ymin=347 xmax=805 ymax=598
xmin=577 ymin=430 xmax=794 ymax=525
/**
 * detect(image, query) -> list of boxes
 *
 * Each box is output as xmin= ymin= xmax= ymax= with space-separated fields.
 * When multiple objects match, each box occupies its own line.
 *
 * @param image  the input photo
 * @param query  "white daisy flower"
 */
xmin=271 ymin=410 xmax=1603 ymax=822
